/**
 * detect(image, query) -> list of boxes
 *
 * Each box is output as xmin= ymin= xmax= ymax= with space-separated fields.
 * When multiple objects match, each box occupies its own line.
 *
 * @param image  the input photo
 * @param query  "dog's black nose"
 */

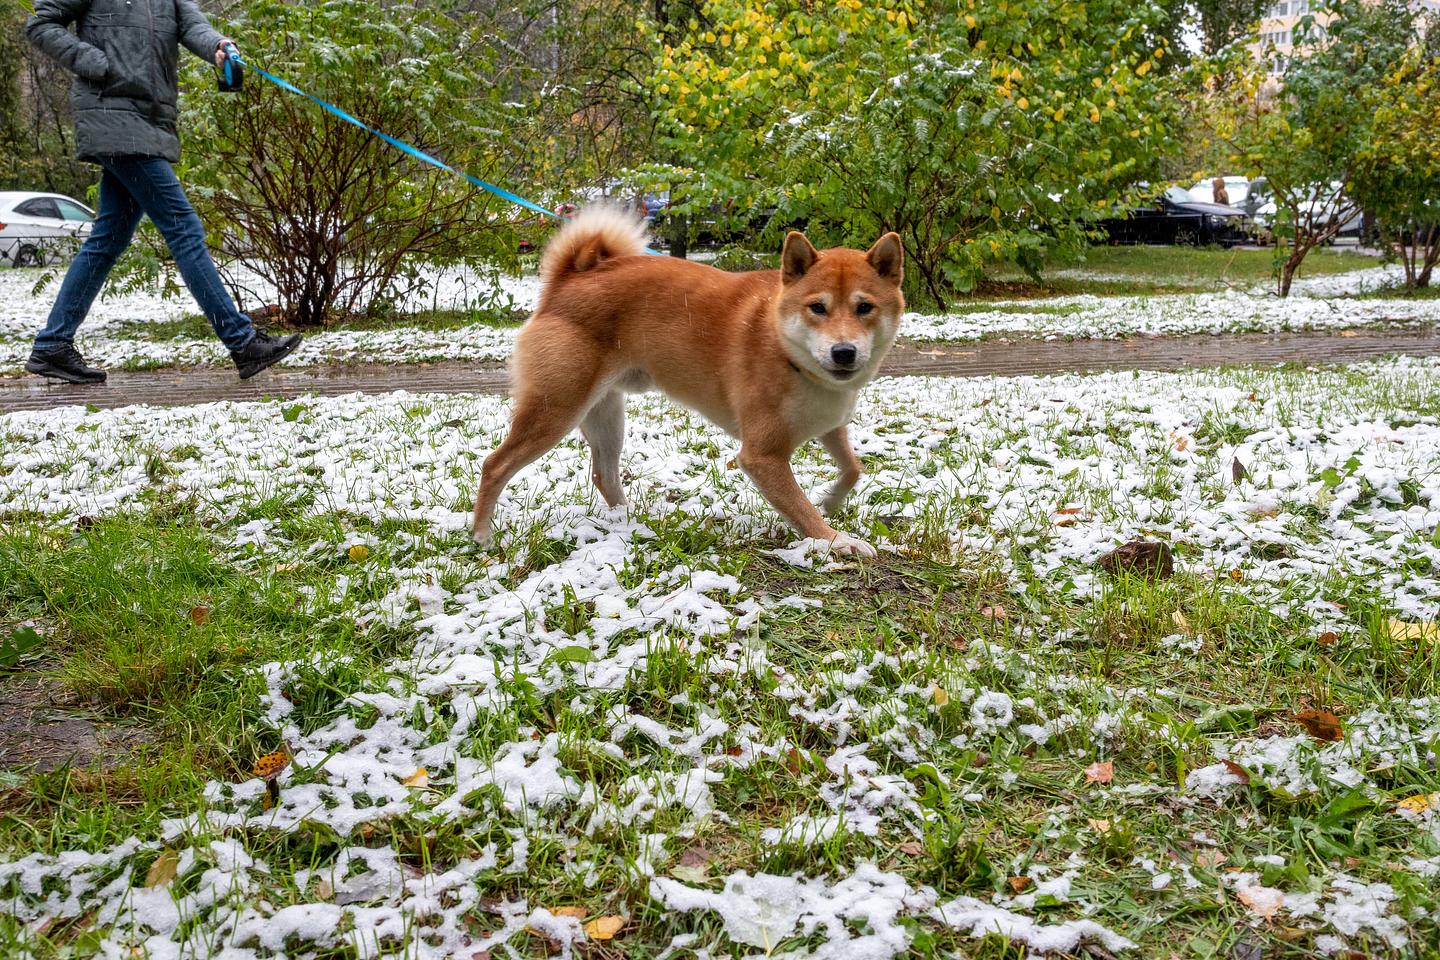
xmin=830 ymin=343 xmax=858 ymax=367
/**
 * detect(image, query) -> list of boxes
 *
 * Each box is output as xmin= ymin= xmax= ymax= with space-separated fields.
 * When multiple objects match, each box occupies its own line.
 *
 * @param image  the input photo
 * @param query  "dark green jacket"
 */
xmin=26 ymin=0 xmax=225 ymax=163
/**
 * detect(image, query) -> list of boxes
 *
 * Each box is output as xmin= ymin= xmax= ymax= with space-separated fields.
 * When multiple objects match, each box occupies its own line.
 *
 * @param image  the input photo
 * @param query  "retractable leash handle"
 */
xmin=218 ymin=42 xmax=243 ymax=93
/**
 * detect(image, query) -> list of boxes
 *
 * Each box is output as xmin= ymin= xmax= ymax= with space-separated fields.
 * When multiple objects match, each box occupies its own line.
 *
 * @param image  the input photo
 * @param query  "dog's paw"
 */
xmin=471 ymin=527 xmax=493 ymax=549
xmin=820 ymin=490 xmax=848 ymax=515
xmin=828 ymin=531 xmax=876 ymax=559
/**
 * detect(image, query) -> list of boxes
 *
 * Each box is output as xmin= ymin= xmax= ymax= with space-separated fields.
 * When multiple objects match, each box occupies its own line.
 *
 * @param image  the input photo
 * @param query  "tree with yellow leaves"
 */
xmin=642 ymin=0 xmax=1177 ymax=307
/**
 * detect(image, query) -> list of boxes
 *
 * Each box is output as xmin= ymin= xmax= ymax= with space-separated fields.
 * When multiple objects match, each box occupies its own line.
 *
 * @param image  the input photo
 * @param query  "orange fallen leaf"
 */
xmin=1292 ymin=709 xmax=1343 ymax=742
xmin=251 ymin=749 xmax=290 ymax=781
xmin=402 ymin=768 xmax=430 ymax=788
xmin=189 ymin=605 xmax=210 ymax=626
xmin=1221 ymin=760 xmax=1251 ymax=785
xmin=585 ymin=915 xmax=625 ymax=941
xmin=552 ymin=906 xmax=586 ymax=920
xmin=1007 ymin=875 xmax=1033 ymax=893
xmin=980 ymin=604 xmax=1007 ymax=622
xmin=1087 ymin=818 xmax=1112 ymax=833
xmin=1084 ymin=760 xmax=1114 ymax=784
xmin=1229 ymin=567 xmax=1243 ymax=581
xmin=1396 ymin=792 xmax=1439 ymax=814
xmin=930 ymin=684 xmax=950 ymax=706
xmin=1317 ymin=631 xmax=1338 ymax=647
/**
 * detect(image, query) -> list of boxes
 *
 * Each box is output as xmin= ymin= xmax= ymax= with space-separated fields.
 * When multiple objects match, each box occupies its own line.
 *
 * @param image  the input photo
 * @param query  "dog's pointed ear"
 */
xmin=866 ymin=232 xmax=903 ymax=284
xmin=781 ymin=231 xmax=819 ymax=284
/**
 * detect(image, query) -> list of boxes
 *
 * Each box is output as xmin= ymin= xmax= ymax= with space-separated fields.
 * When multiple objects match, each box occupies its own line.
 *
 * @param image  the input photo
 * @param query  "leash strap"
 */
xmin=226 ymin=47 xmax=561 ymax=221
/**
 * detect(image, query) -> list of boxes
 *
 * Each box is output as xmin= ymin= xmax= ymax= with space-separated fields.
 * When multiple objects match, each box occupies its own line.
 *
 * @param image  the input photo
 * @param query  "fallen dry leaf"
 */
xmin=402 ymin=768 xmax=429 ymax=788
xmin=1396 ymin=792 xmax=1439 ymax=814
xmin=1174 ymin=436 xmax=1189 ymax=452
xmin=1236 ymin=885 xmax=1284 ymax=920
xmin=1087 ymin=818 xmax=1112 ymax=833
xmin=585 ymin=915 xmax=624 ymax=941
xmin=1317 ymin=630 xmax=1338 ymax=647
xmin=551 ymin=906 xmax=587 ymax=920
xmin=144 ymin=850 xmax=179 ymax=889
xmin=930 ymin=684 xmax=950 ymax=706
xmin=189 ymin=605 xmax=210 ymax=626
xmin=1292 ymin=709 xmax=1344 ymax=742
xmin=251 ymin=749 xmax=290 ymax=781
xmin=1084 ymin=760 xmax=1114 ymax=785
xmin=1172 ymin=609 xmax=1192 ymax=633
xmin=1232 ymin=457 xmax=1249 ymax=484
xmin=897 ymin=841 xmax=925 ymax=856
xmin=314 ymin=878 xmax=334 ymax=901
xmin=1007 ymin=875 xmax=1033 ymax=893
xmin=1387 ymin=619 xmax=1439 ymax=643
xmin=980 ymin=604 xmax=1007 ymax=622
xmin=1221 ymin=760 xmax=1251 ymax=785
xmin=1229 ymin=567 xmax=1243 ymax=581
xmin=1195 ymin=849 xmax=1225 ymax=869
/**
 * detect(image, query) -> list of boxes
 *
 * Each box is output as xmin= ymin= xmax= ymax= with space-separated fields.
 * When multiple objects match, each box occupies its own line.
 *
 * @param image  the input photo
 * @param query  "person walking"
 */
xmin=24 ymin=0 xmax=301 ymax=384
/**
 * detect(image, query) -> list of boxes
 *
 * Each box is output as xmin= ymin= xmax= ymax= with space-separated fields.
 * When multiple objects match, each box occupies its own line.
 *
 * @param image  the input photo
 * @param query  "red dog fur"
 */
xmin=472 ymin=208 xmax=904 ymax=557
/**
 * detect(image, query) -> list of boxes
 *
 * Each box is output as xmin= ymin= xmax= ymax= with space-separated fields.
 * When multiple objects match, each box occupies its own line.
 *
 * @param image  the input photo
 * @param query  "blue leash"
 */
xmin=223 ymin=45 xmax=563 ymax=222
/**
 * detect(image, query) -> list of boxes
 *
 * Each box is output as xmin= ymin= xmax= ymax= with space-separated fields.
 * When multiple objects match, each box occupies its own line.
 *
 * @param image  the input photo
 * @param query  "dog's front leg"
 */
xmin=738 ymin=444 xmax=876 ymax=558
xmin=818 ymin=426 xmax=863 ymax=515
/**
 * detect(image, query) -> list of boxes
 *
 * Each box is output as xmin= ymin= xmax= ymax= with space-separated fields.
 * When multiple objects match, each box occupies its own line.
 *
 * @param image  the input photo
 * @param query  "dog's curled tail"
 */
xmin=540 ymin=207 xmax=649 ymax=286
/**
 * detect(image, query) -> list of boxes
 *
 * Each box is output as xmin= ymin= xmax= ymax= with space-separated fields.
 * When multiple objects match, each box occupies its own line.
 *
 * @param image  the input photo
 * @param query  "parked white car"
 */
xmin=1188 ymin=176 xmax=1252 ymax=208
xmin=0 ymin=191 xmax=95 ymax=267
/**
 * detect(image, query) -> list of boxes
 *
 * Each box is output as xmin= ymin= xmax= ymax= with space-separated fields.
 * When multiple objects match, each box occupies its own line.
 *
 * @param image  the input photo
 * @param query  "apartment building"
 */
xmin=1256 ymin=0 xmax=1439 ymax=74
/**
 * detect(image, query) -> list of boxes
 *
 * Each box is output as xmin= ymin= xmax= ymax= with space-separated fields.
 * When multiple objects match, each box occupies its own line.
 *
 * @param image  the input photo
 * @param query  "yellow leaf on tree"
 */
xmin=585 ymin=915 xmax=625 ymax=940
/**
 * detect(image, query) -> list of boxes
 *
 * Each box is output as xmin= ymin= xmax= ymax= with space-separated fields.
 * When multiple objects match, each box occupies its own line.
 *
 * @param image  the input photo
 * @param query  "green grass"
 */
xmin=1 ymin=366 xmax=1437 ymax=957
xmin=977 ymin=245 xmax=1383 ymax=298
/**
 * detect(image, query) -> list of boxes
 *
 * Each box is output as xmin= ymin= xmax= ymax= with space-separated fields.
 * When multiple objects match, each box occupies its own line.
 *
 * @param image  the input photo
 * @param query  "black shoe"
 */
xmin=25 ymin=345 xmax=107 ymax=384
xmin=231 ymin=331 xmax=303 ymax=380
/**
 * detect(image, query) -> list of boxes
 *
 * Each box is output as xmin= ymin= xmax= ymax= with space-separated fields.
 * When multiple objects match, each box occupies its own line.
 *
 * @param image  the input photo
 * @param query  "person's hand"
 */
xmin=215 ymin=39 xmax=238 ymax=68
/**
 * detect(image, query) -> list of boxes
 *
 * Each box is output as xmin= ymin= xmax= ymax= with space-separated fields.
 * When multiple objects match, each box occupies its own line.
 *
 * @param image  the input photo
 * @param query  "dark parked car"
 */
xmin=1098 ymin=187 xmax=1250 ymax=247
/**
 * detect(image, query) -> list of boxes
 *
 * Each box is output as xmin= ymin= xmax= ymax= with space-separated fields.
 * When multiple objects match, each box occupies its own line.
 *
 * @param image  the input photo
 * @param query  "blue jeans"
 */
xmin=34 ymin=156 xmax=256 ymax=353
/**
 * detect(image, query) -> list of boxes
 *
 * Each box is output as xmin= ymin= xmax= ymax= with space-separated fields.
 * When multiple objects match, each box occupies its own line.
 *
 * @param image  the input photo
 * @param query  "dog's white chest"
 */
xmin=789 ymin=385 xmax=858 ymax=442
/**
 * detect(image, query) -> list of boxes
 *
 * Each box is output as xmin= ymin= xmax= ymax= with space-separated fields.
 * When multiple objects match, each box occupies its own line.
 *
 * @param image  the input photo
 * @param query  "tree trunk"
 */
xmin=1278 ymin=244 xmax=1308 ymax=298
xmin=666 ymin=212 xmax=689 ymax=259
xmin=1418 ymin=225 xmax=1439 ymax=289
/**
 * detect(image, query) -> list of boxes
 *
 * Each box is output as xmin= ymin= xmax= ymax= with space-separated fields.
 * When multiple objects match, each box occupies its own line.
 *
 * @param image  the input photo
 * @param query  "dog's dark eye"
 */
xmin=808 ymin=302 xmax=827 ymax=316
xmin=856 ymin=302 xmax=874 ymax=315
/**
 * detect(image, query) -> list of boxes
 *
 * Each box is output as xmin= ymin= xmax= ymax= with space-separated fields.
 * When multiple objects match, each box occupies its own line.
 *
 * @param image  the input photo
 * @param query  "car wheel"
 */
xmin=1174 ymin=227 xmax=1199 ymax=247
xmin=12 ymin=244 xmax=41 ymax=268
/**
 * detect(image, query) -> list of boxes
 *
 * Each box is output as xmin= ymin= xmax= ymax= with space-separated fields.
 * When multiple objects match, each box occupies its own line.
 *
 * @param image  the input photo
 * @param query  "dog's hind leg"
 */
xmin=580 ymin=389 xmax=627 ymax=508
xmin=818 ymin=425 xmax=863 ymax=515
xmin=472 ymin=325 xmax=603 ymax=546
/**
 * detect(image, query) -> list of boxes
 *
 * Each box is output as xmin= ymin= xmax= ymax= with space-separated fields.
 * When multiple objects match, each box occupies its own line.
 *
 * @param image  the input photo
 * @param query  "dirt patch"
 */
xmin=0 ymin=668 xmax=155 ymax=773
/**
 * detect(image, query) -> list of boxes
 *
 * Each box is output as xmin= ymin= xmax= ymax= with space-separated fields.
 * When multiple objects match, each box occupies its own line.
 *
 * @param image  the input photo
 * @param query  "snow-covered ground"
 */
xmin=1 ymin=360 xmax=1437 ymax=955
xmin=0 ymin=262 xmax=1433 ymax=374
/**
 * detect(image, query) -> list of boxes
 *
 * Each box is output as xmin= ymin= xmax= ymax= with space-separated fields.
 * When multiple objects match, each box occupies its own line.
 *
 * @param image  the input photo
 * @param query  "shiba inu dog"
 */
xmin=471 ymin=208 xmax=904 ymax=557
